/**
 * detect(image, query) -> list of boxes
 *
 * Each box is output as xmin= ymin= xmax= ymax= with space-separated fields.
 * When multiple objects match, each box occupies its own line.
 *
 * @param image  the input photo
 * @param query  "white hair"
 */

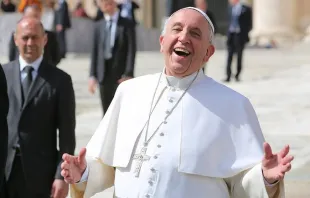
xmin=161 ymin=7 xmax=214 ymax=44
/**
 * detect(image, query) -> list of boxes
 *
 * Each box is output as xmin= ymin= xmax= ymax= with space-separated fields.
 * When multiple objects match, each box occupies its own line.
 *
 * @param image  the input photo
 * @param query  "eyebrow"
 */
xmin=171 ymin=22 xmax=202 ymax=34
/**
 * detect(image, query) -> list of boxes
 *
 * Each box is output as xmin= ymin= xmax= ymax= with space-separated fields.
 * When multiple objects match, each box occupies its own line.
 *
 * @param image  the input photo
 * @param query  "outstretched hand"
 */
xmin=262 ymin=142 xmax=294 ymax=184
xmin=61 ymin=148 xmax=87 ymax=184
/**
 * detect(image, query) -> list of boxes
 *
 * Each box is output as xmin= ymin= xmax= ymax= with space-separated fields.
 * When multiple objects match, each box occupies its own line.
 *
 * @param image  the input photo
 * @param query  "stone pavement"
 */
xmin=1 ymin=46 xmax=310 ymax=197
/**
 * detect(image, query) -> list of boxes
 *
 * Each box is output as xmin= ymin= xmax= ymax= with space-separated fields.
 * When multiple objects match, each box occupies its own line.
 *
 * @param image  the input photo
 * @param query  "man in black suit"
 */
xmin=0 ymin=65 xmax=9 ymax=197
xmin=2 ymin=17 xmax=75 ymax=198
xmin=9 ymin=5 xmax=61 ymax=67
xmin=55 ymin=0 xmax=71 ymax=59
xmin=225 ymin=0 xmax=252 ymax=82
xmin=88 ymin=0 xmax=136 ymax=116
xmin=118 ymin=0 xmax=139 ymax=25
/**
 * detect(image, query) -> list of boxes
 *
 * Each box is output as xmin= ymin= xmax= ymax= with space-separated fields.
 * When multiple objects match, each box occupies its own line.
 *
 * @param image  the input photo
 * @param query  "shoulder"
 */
xmin=242 ymin=5 xmax=252 ymax=11
xmin=94 ymin=19 xmax=104 ymax=28
xmin=44 ymin=63 xmax=72 ymax=82
xmin=117 ymin=73 xmax=160 ymax=93
xmin=2 ymin=61 xmax=17 ymax=72
xmin=204 ymin=77 xmax=250 ymax=104
xmin=118 ymin=16 xmax=135 ymax=28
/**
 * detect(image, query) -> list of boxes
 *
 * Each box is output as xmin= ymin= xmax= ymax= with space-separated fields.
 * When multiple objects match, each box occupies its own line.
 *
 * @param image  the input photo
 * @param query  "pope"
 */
xmin=61 ymin=7 xmax=293 ymax=198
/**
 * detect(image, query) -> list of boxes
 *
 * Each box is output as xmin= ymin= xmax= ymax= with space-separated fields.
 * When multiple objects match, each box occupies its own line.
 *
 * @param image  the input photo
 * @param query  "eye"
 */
xmin=191 ymin=32 xmax=201 ymax=38
xmin=172 ymin=27 xmax=182 ymax=32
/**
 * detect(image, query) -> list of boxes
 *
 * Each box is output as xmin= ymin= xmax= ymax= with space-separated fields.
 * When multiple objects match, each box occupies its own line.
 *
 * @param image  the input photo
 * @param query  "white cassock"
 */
xmin=70 ymin=69 xmax=285 ymax=198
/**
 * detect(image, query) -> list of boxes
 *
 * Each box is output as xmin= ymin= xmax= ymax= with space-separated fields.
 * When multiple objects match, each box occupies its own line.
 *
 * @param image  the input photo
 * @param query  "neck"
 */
xmin=106 ymin=9 xmax=117 ymax=16
xmin=165 ymin=69 xmax=198 ymax=78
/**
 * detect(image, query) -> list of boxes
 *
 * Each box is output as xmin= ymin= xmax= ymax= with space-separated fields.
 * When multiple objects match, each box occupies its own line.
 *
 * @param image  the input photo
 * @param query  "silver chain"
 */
xmin=141 ymin=71 xmax=199 ymax=146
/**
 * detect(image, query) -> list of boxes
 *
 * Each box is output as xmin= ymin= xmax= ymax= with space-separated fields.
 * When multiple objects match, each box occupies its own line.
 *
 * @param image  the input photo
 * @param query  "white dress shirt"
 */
xmin=104 ymin=11 xmax=119 ymax=49
xmin=19 ymin=55 xmax=43 ymax=82
xmin=120 ymin=2 xmax=132 ymax=19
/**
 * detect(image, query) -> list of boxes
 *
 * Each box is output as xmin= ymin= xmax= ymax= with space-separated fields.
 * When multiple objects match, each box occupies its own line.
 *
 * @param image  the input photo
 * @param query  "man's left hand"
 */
xmin=51 ymin=179 xmax=69 ymax=198
xmin=118 ymin=76 xmax=132 ymax=84
xmin=262 ymin=142 xmax=294 ymax=184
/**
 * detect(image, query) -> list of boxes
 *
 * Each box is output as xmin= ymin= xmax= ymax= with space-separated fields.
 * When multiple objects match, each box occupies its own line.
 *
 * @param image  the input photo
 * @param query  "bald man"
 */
xmin=2 ymin=17 xmax=75 ymax=198
xmin=62 ymin=7 xmax=289 ymax=198
xmin=9 ymin=5 xmax=61 ymax=66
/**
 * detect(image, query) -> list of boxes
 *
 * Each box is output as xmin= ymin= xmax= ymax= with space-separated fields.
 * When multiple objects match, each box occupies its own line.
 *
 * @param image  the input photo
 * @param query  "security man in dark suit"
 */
xmin=55 ymin=0 xmax=71 ymax=59
xmin=2 ymin=17 xmax=75 ymax=198
xmin=9 ymin=5 xmax=61 ymax=66
xmin=0 ymin=64 xmax=9 ymax=197
xmin=225 ymin=0 xmax=252 ymax=82
xmin=88 ymin=0 xmax=136 ymax=116
xmin=118 ymin=0 xmax=140 ymax=25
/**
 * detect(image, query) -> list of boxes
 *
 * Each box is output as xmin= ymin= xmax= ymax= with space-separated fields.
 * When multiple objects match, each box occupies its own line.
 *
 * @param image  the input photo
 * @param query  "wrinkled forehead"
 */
xmin=168 ymin=9 xmax=210 ymax=32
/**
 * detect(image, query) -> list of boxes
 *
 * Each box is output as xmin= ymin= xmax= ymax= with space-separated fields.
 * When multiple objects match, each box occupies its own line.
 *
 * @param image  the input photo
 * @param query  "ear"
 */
xmin=203 ymin=45 xmax=215 ymax=62
xmin=43 ymin=32 xmax=48 ymax=46
xmin=159 ymin=35 xmax=164 ymax=52
xmin=14 ymin=32 xmax=18 ymax=46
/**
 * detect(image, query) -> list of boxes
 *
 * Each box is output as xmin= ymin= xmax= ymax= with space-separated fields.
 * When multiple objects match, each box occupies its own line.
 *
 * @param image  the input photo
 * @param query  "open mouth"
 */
xmin=173 ymin=47 xmax=191 ymax=57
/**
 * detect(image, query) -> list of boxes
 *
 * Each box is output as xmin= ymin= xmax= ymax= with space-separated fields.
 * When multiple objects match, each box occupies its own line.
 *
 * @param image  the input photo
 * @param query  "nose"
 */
xmin=26 ymin=38 xmax=34 ymax=45
xmin=178 ymin=31 xmax=190 ymax=44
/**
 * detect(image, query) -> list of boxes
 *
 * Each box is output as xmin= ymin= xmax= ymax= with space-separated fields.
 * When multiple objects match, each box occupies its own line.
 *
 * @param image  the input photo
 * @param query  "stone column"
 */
xmin=250 ymin=0 xmax=298 ymax=46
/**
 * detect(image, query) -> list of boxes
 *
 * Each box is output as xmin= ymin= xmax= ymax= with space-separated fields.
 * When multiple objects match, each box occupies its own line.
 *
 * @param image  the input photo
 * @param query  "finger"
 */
xmin=61 ymin=169 xmax=69 ymax=178
xmin=54 ymin=188 xmax=63 ymax=198
xmin=281 ymin=163 xmax=292 ymax=173
xmin=263 ymin=142 xmax=273 ymax=159
xmin=63 ymin=154 xmax=75 ymax=163
xmin=279 ymin=145 xmax=290 ymax=158
xmin=282 ymin=155 xmax=294 ymax=165
xmin=78 ymin=148 xmax=87 ymax=164
xmin=61 ymin=161 xmax=71 ymax=170
xmin=51 ymin=184 xmax=55 ymax=198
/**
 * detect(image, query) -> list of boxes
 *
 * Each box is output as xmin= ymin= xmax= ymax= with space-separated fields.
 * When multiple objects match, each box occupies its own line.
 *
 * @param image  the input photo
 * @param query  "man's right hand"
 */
xmin=88 ymin=78 xmax=97 ymax=94
xmin=61 ymin=148 xmax=87 ymax=184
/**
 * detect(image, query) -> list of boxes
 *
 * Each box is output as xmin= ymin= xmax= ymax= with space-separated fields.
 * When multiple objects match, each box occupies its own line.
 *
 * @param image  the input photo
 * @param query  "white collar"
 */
xmin=162 ymin=69 xmax=206 ymax=90
xmin=19 ymin=55 xmax=43 ymax=72
xmin=104 ymin=11 xmax=119 ymax=22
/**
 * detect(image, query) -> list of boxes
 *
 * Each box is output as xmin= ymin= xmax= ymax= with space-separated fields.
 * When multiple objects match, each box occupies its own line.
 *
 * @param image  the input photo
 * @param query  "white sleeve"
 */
xmin=77 ymin=165 xmax=89 ymax=183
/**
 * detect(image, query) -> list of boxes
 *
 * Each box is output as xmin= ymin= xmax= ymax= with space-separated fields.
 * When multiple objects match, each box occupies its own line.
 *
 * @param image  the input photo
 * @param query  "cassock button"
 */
xmin=153 ymin=155 xmax=158 ymax=159
xmin=150 ymin=168 xmax=155 ymax=172
xmin=148 ymin=180 xmax=153 ymax=185
xmin=157 ymin=145 xmax=161 ymax=148
xmin=169 ymin=99 xmax=173 ymax=103
xmin=160 ymin=133 xmax=164 ymax=136
xmin=145 ymin=195 xmax=150 ymax=198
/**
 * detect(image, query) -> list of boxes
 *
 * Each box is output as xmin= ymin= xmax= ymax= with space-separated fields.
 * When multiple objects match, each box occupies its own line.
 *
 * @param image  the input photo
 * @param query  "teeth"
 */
xmin=174 ymin=48 xmax=190 ymax=54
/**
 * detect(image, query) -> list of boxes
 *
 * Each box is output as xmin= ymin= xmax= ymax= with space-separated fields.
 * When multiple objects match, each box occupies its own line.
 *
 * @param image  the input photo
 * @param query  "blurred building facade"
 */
xmin=6 ymin=0 xmax=310 ymax=45
xmin=66 ymin=0 xmax=310 ymax=45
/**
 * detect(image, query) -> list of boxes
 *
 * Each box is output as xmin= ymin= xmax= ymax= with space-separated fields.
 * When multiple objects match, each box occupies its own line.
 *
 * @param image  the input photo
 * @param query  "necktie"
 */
xmin=22 ymin=65 xmax=34 ymax=103
xmin=104 ymin=19 xmax=113 ymax=59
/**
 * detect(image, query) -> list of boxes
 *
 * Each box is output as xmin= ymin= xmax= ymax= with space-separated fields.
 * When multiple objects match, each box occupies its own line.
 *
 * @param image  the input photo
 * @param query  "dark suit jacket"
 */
xmin=9 ymin=30 xmax=61 ymax=66
xmin=227 ymin=4 xmax=252 ymax=45
xmin=118 ymin=1 xmax=139 ymax=25
xmin=2 ymin=60 xmax=76 ymax=195
xmin=55 ymin=1 xmax=71 ymax=29
xmin=90 ymin=16 xmax=136 ymax=84
xmin=0 ymin=65 xmax=8 ymax=193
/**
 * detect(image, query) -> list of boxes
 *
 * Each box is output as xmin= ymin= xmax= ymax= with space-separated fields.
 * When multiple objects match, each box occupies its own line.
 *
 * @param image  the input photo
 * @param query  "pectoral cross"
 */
xmin=133 ymin=147 xmax=150 ymax=177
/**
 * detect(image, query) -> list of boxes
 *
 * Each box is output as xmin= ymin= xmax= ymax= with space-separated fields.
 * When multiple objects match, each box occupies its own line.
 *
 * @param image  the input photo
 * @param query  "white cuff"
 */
xmin=76 ymin=165 xmax=89 ymax=183
xmin=262 ymin=169 xmax=279 ymax=187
